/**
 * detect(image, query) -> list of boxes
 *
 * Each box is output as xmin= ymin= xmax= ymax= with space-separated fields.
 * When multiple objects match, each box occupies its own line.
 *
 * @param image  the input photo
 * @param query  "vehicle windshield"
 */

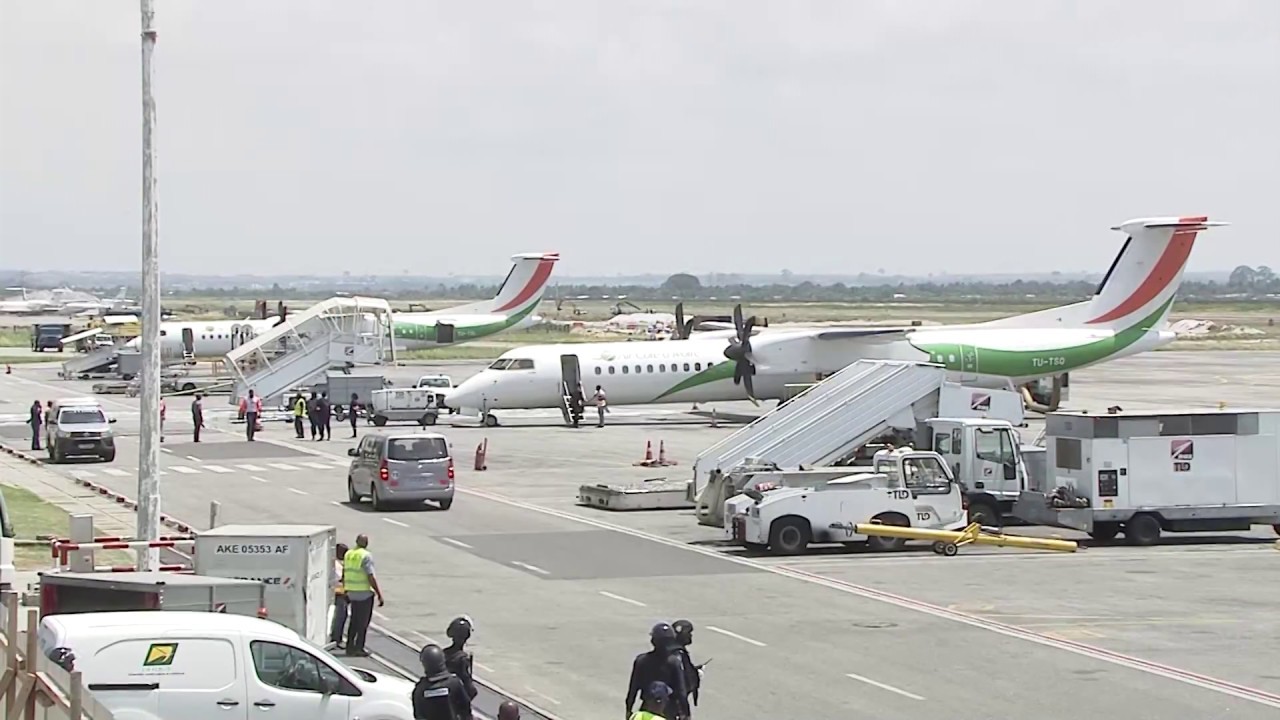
xmin=486 ymin=358 xmax=534 ymax=371
xmin=59 ymin=408 xmax=106 ymax=425
xmin=877 ymin=456 xmax=952 ymax=494
xmin=387 ymin=437 xmax=449 ymax=461
xmin=418 ymin=377 xmax=451 ymax=388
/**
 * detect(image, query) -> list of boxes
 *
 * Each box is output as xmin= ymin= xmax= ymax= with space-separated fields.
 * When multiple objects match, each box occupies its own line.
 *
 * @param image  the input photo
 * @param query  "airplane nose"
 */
xmin=443 ymin=385 xmax=475 ymax=411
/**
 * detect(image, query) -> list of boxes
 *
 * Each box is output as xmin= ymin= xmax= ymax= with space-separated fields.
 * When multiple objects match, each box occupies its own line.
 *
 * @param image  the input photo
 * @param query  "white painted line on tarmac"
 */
xmin=185 ymin=455 xmax=200 ymax=462
xmin=160 ymin=447 xmax=171 ymax=454
xmin=169 ymin=466 xmax=200 ymax=474
xmin=382 ymin=518 xmax=410 ymax=528
xmin=100 ymin=468 xmax=130 ymax=477
xmin=846 ymin=672 xmax=924 ymax=700
xmin=252 ymin=476 xmax=269 ymax=483
xmin=511 ymin=561 xmax=550 ymax=575
xmin=705 ymin=625 xmax=767 ymax=647
xmin=598 ymin=591 xmax=646 ymax=608
xmin=204 ymin=464 xmax=234 ymax=474
xmin=301 ymin=461 xmax=332 ymax=470
xmin=268 ymin=463 xmax=298 ymax=471
xmin=524 ymin=687 xmax=561 ymax=706
xmin=330 ymin=501 xmax=343 ymax=506
xmin=287 ymin=487 xmax=308 ymax=495
xmin=237 ymin=464 xmax=265 ymax=472
xmin=440 ymin=537 xmax=473 ymax=549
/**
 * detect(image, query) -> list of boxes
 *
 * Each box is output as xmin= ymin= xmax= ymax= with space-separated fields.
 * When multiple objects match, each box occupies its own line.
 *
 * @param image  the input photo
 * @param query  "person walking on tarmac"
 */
xmin=631 ymin=681 xmax=675 ymax=720
xmin=593 ymin=384 xmax=608 ymax=428
xmin=292 ymin=393 xmax=307 ymax=439
xmin=627 ymin=623 xmax=688 ymax=720
xmin=443 ymin=616 xmax=478 ymax=701
xmin=348 ymin=392 xmax=361 ymax=438
xmin=671 ymin=620 xmax=702 ymax=712
xmin=308 ymin=392 xmax=321 ymax=440
xmin=244 ymin=389 xmax=262 ymax=441
xmin=319 ymin=392 xmax=333 ymax=441
xmin=191 ymin=394 xmax=205 ymax=442
xmin=27 ymin=400 xmax=42 ymax=451
xmin=342 ymin=533 xmax=384 ymax=657
xmin=329 ymin=543 xmax=350 ymax=649
xmin=411 ymin=644 xmax=471 ymax=720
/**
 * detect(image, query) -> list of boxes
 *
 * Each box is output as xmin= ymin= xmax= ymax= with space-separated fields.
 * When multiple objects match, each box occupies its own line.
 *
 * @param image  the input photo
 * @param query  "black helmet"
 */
xmin=419 ymin=644 xmax=447 ymax=674
xmin=48 ymin=647 xmax=76 ymax=672
xmin=672 ymin=619 xmax=694 ymax=644
xmin=650 ymin=622 xmax=677 ymax=650
xmin=446 ymin=616 xmax=473 ymax=643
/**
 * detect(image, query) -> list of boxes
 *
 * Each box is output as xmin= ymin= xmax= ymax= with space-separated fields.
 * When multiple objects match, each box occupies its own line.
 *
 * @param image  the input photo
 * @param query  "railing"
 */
xmin=0 ymin=592 xmax=116 ymax=720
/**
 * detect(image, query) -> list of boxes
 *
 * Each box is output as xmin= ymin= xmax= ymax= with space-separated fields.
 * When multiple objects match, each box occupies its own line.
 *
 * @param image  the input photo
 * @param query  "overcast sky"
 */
xmin=2 ymin=1 xmax=1277 ymax=277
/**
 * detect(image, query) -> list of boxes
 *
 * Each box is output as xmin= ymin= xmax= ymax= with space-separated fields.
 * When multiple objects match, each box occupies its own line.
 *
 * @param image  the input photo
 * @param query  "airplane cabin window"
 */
xmin=622 ymin=366 xmax=629 ymax=374
xmin=634 ymin=365 xmax=641 ymax=373
xmin=646 ymin=364 xmax=654 ymax=373
xmin=659 ymin=364 xmax=667 ymax=372
xmin=695 ymin=362 xmax=702 ymax=371
xmin=608 ymin=366 xmax=616 ymax=374
xmin=512 ymin=359 xmax=535 ymax=370
xmin=594 ymin=367 xmax=602 ymax=375
xmin=683 ymin=363 xmax=691 ymax=372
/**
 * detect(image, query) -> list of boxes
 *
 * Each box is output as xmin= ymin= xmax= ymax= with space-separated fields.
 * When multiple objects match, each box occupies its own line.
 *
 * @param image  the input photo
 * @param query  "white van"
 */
xmin=38 ymin=611 xmax=416 ymax=720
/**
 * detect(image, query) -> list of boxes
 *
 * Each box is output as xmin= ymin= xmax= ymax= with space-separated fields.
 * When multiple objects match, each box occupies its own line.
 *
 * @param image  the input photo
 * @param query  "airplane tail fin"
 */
xmin=979 ymin=216 xmax=1226 ymax=332
xmin=483 ymin=252 xmax=559 ymax=316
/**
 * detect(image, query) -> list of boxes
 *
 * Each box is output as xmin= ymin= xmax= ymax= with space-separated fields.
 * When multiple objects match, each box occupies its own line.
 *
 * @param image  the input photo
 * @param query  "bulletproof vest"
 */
xmin=444 ymin=647 xmax=472 ymax=677
xmin=413 ymin=674 xmax=458 ymax=720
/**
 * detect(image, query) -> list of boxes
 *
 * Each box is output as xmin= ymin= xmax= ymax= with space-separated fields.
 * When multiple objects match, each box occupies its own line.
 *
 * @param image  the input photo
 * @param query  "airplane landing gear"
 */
xmin=483 ymin=413 xmax=500 ymax=428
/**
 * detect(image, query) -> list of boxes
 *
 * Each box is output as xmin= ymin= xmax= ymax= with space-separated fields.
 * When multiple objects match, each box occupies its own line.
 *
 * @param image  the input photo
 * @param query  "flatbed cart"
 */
xmin=854 ymin=521 xmax=1078 ymax=557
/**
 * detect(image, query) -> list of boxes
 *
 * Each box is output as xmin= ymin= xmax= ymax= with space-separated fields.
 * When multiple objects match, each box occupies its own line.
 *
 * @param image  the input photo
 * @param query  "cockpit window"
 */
xmin=487 ymin=358 xmax=534 ymax=371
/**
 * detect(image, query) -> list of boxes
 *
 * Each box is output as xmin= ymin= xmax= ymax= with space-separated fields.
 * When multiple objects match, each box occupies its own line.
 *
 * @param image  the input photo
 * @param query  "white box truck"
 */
xmin=1013 ymin=409 xmax=1280 ymax=544
xmin=194 ymin=524 xmax=336 ymax=646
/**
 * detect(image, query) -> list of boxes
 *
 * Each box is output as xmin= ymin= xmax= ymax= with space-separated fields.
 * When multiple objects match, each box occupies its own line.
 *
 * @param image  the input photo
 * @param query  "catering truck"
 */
xmin=1013 ymin=409 xmax=1280 ymax=545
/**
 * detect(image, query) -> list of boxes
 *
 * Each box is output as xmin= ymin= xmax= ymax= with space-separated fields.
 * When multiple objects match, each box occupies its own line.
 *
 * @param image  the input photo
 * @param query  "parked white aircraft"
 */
xmin=118 ymin=252 xmax=559 ymax=361
xmin=445 ymin=216 xmax=1224 ymax=426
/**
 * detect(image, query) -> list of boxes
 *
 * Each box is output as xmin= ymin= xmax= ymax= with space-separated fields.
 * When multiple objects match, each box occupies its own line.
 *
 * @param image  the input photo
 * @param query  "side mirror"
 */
xmin=321 ymin=675 xmax=340 ymax=695
xmin=108 ymin=417 xmax=118 ymax=424
xmin=346 ymin=448 xmax=358 ymax=457
xmin=1003 ymin=462 xmax=1016 ymax=481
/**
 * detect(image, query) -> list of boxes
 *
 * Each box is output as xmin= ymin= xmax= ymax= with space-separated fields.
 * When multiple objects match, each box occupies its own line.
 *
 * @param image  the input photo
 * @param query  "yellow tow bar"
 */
xmin=854 ymin=521 xmax=1078 ymax=556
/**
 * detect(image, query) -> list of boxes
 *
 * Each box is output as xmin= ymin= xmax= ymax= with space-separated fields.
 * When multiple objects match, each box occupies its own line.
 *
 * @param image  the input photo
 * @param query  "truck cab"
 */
xmin=46 ymin=398 xmax=117 ymax=464
xmin=734 ymin=450 xmax=967 ymax=555
xmin=925 ymin=418 xmax=1029 ymax=525
xmin=414 ymin=374 xmax=455 ymax=414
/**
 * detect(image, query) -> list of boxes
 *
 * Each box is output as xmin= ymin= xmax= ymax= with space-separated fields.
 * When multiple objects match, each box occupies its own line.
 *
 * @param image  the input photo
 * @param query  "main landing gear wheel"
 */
xmin=483 ymin=413 xmax=499 ymax=428
xmin=931 ymin=541 xmax=959 ymax=557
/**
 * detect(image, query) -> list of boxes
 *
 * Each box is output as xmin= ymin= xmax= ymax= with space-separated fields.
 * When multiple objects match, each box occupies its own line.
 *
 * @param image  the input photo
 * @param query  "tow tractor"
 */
xmin=731 ymin=448 xmax=968 ymax=555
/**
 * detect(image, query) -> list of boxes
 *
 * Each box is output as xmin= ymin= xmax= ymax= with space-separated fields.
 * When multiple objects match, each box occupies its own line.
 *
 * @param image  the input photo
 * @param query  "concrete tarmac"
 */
xmin=2 ymin=351 xmax=1279 ymax=719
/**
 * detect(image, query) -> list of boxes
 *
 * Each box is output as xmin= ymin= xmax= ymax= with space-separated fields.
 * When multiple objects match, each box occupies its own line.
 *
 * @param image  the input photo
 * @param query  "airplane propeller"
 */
xmin=273 ymin=300 xmax=289 ymax=327
xmin=723 ymin=304 xmax=758 ymax=401
xmin=674 ymin=302 xmax=696 ymax=340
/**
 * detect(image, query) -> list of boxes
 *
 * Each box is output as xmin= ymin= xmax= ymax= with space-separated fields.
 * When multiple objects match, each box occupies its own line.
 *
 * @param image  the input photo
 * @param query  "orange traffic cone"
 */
xmin=657 ymin=440 xmax=676 ymax=466
xmin=634 ymin=440 xmax=654 ymax=466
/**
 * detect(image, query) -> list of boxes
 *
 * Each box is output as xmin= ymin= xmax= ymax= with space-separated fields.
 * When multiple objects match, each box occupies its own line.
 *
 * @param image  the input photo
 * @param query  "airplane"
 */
xmin=112 ymin=252 xmax=560 ymax=361
xmin=0 ymin=288 xmax=53 ymax=314
xmin=443 ymin=216 xmax=1224 ymax=427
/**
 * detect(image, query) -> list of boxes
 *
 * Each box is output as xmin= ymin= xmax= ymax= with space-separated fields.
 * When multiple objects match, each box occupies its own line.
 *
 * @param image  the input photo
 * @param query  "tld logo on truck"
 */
xmin=1171 ymin=439 xmax=1194 ymax=472
xmin=214 ymin=543 xmax=292 ymax=554
xmin=144 ymin=643 xmax=178 ymax=667
xmin=970 ymin=393 xmax=991 ymax=411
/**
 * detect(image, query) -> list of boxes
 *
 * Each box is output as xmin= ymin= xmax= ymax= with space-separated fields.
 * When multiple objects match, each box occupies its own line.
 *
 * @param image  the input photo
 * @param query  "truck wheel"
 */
xmin=181 ymin=382 xmax=196 ymax=392
xmin=483 ymin=413 xmax=499 ymax=428
xmin=768 ymin=518 xmax=811 ymax=555
xmin=347 ymin=477 xmax=361 ymax=503
xmin=1088 ymin=523 xmax=1120 ymax=542
xmin=866 ymin=514 xmax=909 ymax=552
xmin=49 ymin=444 xmax=63 ymax=464
xmin=438 ymin=499 xmax=453 ymax=511
xmin=371 ymin=483 xmax=388 ymax=511
xmin=1124 ymin=514 xmax=1162 ymax=546
xmin=967 ymin=502 xmax=1001 ymax=528
xmin=421 ymin=413 xmax=437 ymax=426
xmin=1273 ymin=524 xmax=1280 ymax=536
xmin=372 ymin=416 xmax=387 ymax=427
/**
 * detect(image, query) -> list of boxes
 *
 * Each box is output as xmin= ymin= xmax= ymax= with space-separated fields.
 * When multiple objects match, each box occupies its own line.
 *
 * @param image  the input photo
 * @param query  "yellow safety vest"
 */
xmin=629 ymin=712 xmax=664 ymax=720
xmin=343 ymin=548 xmax=371 ymax=592
xmin=294 ymin=398 xmax=306 ymax=417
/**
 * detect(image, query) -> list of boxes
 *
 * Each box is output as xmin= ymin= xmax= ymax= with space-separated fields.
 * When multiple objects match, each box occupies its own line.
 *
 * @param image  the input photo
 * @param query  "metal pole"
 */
xmin=136 ymin=0 xmax=161 ymax=572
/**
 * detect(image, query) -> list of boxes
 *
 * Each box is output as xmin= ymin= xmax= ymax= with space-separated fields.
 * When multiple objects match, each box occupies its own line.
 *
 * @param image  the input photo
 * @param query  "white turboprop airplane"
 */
xmin=445 ymin=216 xmax=1224 ymax=426
xmin=115 ymin=252 xmax=559 ymax=361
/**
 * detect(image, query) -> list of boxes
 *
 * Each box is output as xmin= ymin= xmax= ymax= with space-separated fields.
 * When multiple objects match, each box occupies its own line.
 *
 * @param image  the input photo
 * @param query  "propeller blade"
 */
xmin=732 ymin=304 xmax=744 ymax=337
xmin=743 ymin=367 xmax=757 ymax=401
xmin=674 ymin=303 xmax=686 ymax=339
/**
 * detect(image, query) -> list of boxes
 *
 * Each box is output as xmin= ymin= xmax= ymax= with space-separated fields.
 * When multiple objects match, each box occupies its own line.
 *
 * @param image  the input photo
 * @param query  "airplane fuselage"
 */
xmin=392 ymin=304 xmax=541 ymax=350
xmin=446 ymin=324 xmax=1173 ymax=412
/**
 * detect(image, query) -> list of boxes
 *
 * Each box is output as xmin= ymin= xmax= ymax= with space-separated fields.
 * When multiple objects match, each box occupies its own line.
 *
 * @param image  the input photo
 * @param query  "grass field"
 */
xmin=2 ymin=484 xmax=131 ymax=571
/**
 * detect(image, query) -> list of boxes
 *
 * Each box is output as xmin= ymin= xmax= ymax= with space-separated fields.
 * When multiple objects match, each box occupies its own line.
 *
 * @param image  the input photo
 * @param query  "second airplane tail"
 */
xmin=980 ymin=215 xmax=1227 ymax=332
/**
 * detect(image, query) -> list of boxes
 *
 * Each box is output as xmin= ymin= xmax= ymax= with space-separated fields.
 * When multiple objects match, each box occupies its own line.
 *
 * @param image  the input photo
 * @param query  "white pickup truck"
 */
xmin=414 ymin=374 xmax=456 ymax=414
xmin=731 ymin=449 xmax=969 ymax=555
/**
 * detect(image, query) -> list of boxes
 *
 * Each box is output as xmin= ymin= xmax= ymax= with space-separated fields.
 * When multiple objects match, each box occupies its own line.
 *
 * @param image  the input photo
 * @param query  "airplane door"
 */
xmin=560 ymin=354 xmax=582 ymax=395
xmin=230 ymin=323 xmax=243 ymax=349
xmin=181 ymin=328 xmax=195 ymax=356
xmin=436 ymin=323 xmax=456 ymax=345
xmin=958 ymin=343 xmax=979 ymax=374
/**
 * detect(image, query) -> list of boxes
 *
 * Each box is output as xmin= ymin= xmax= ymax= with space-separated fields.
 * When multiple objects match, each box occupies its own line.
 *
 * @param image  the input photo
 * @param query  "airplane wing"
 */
xmin=812 ymin=328 xmax=910 ymax=341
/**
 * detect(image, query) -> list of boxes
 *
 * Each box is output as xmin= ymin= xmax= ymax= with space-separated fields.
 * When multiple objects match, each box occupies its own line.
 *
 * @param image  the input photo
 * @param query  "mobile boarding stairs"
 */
xmin=688 ymin=359 xmax=1025 ymax=526
xmin=221 ymin=297 xmax=397 ymax=406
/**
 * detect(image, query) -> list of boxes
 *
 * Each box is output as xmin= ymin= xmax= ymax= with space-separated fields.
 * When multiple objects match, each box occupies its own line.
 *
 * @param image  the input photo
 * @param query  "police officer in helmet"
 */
xmin=626 ymin=623 xmax=689 ymax=720
xmin=412 ymin=644 xmax=471 ymax=720
xmin=671 ymin=620 xmax=702 ymax=710
xmin=444 ymin=616 xmax=478 ymax=700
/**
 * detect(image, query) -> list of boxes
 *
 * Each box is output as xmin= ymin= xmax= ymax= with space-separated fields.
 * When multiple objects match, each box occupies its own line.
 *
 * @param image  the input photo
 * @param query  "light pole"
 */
xmin=136 ymin=0 xmax=162 ymax=571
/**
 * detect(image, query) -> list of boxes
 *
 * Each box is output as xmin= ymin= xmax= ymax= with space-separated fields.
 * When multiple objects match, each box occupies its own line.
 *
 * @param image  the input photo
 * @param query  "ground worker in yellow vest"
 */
xmin=292 ymin=393 xmax=307 ymax=439
xmin=630 ymin=681 xmax=674 ymax=720
xmin=342 ymin=534 xmax=384 ymax=657
xmin=329 ymin=543 xmax=350 ymax=649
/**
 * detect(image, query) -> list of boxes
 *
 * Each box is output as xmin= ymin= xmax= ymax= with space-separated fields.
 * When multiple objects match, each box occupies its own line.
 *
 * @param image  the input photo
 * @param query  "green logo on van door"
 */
xmin=143 ymin=643 xmax=178 ymax=666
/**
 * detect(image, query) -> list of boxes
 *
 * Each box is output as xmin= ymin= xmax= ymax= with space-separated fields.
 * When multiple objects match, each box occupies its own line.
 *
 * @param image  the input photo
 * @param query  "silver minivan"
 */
xmin=346 ymin=432 xmax=454 ymax=511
